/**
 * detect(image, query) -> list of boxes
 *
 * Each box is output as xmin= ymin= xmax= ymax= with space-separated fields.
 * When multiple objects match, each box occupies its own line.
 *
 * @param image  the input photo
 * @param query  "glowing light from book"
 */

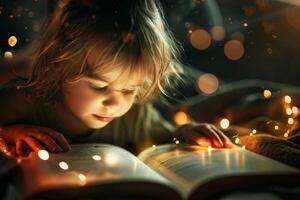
xmin=242 ymin=145 xmax=246 ymax=150
xmin=208 ymin=145 xmax=212 ymax=152
xmin=288 ymin=118 xmax=294 ymax=125
xmin=220 ymin=118 xmax=230 ymax=129
xmin=92 ymin=155 xmax=101 ymax=161
xmin=38 ymin=150 xmax=49 ymax=160
xmin=59 ymin=161 xmax=69 ymax=170
xmin=152 ymin=145 xmax=156 ymax=148
xmin=189 ymin=29 xmax=211 ymax=50
xmin=197 ymin=73 xmax=219 ymax=94
xmin=210 ymin=26 xmax=225 ymax=41
xmin=174 ymin=111 xmax=189 ymax=126
xmin=104 ymin=154 xmax=118 ymax=167
xmin=292 ymin=106 xmax=298 ymax=114
xmin=286 ymin=108 xmax=292 ymax=115
xmin=263 ymin=90 xmax=272 ymax=98
xmin=274 ymin=125 xmax=279 ymax=130
xmin=235 ymin=137 xmax=240 ymax=144
xmin=224 ymin=40 xmax=244 ymax=60
xmin=284 ymin=96 xmax=291 ymax=104
xmin=8 ymin=36 xmax=17 ymax=47
xmin=4 ymin=51 xmax=13 ymax=59
xmin=78 ymin=173 xmax=86 ymax=186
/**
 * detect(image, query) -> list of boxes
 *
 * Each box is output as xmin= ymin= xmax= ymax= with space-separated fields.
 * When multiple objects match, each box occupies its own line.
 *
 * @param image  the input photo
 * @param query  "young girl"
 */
xmin=0 ymin=0 xmax=232 ymax=157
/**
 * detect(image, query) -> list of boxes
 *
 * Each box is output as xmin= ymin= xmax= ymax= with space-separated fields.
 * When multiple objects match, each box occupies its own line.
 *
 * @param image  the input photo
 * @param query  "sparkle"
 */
xmin=38 ymin=150 xmax=49 ymax=160
xmin=4 ymin=51 xmax=13 ymax=59
xmin=242 ymin=145 xmax=246 ymax=150
xmin=8 ymin=36 xmax=17 ymax=47
xmin=220 ymin=118 xmax=230 ymax=129
xmin=92 ymin=155 xmax=102 ymax=161
xmin=284 ymin=96 xmax=292 ymax=104
xmin=288 ymin=118 xmax=294 ymax=125
xmin=292 ymin=106 xmax=298 ymax=114
xmin=152 ymin=145 xmax=156 ymax=148
xmin=263 ymin=90 xmax=272 ymax=98
xmin=78 ymin=173 xmax=87 ymax=186
xmin=286 ymin=108 xmax=293 ymax=115
xmin=274 ymin=125 xmax=279 ymax=130
xmin=59 ymin=161 xmax=69 ymax=170
xmin=235 ymin=137 xmax=240 ymax=144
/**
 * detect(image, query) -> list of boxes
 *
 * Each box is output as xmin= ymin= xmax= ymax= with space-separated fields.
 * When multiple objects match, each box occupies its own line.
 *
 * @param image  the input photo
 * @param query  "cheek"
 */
xmin=63 ymin=84 xmax=99 ymax=115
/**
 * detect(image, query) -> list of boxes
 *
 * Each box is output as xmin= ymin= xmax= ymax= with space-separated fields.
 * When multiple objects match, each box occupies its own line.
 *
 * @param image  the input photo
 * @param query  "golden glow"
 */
xmin=235 ymin=137 xmax=240 ymax=144
xmin=288 ymin=118 xmax=294 ymax=125
xmin=190 ymin=29 xmax=211 ymax=50
xmin=4 ymin=51 xmax=13 ymax=59
xmin=250 ymin=132 xmax=253 ymax=136
xmin=242 ymin=145 xmax=246 ymax=150
xmin=197 ymin=73 xmax=219 ymax=95
xmin=152 ymin=145 xmax=156 ymax=148
xmin=284 ymin=96 xmax=292 ymax=104
xmin=284 ymin=132 xmax=289 ymax=138
xmin=286 ymin=108 xmax=293 ymax=115
xmin=208 ymin=145 xmax=212 ymax=152
xmin=224 ymin=40 xmax=244 ymax=60
xmin=220 ymin=118 xmax=230 ymax=129
xmin=175 ymin=140 xmax=180 ymax=144
xmin=104 ymin=153 xmax=118 ymax=167
xmin=59 ymin=161 xmax=69 ymax=170
xmin=274 ymin=125 xmax=279 ymax=130
xmin=174 ymin=111 xmax=190 ymax=126
xmin=78 ymin=173 xmax=87 ymax=186
xmin=92 ymin=155 xmax=102 ymax=161
xmin=292 ymin=106 xmax=298 ymax=114
xmin=38 ymin=150 xmax=49 ymax=160
xmin=252 ymin=129 xmax=257 ymax=133
xmin=210 ymin=26 xmax=225 ymax=41
xmin=8 ymin=36 xmax=17 ymax=47
xmin=263 ymin=90 xmax=272 ymax=98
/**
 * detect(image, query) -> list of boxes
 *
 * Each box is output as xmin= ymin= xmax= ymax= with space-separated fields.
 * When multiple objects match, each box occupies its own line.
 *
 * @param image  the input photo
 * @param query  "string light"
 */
xmin=38 ymin=150 xmax=49 ymax=160
xmin=220 ymin=118 xmax=230 ymax=129
xmin=4 ymin=51 xmax=13 ymax=59
xmin=288 ymin=118 xmax=294 ymax=125
xmin=78 ymin=173 xmax=87 ymax=186
xmin=286 ymin=108 xmax=292 ymax=115
xmin=208 ymin=145 xmax=212 ymax=152
xmin=263 ymin=90 xmax=272 ymax=98
xmin=92 ymin=155 xmax=102 ymax=161
xmin=235 ymin=138 xmax=240 ymax=144
xmin=8 ymin=36 xmax=17 ymax=47
xmin=292 ymin=106 xmax=298 ymax=114
xmin=59 ymin=161 xmax=69 ymax=170
xmin=284 ymin=96 xmax=292 ymax=104
xmin=274 ymin=125 xmax=279 ymax=130
xmin=152 ymin=145 xmax=156 ymax=148
xmin=242 ymin=145 xmax=246 ymax=150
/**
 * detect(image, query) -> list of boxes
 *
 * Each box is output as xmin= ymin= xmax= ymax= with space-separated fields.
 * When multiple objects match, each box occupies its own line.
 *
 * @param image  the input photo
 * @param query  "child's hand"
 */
xmin=179 ymin=123 xmax=235 ymax=148
xmin=0 ymin=125 xmax=71 ymax=157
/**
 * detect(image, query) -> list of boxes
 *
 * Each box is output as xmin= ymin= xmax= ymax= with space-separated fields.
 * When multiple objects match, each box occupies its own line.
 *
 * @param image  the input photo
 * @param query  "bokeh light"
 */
xmin=174 ymin=111 xmax=190 ymax=126
xmin=189 ymin=29 xmax=211 ymax=50
xmin=38 ymin=149 xmax=49 ymax=160
xmin=224 ymin=40 xmax=245 ymax=60
xmin=220 ymin=118 xmax=230 ymax=129
xmin=8 ymin=36 xmax=17 ymax=47
xmin=210 ymin=26 xmax=225 ymax=41
xmin=59 ymin=161 xmax=69 ymax=170
xmin=197 ymin=73 xmax=219 ymax=95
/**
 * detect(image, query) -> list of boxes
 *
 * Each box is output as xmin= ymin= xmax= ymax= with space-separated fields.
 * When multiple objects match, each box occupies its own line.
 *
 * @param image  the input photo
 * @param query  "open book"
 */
xmin=16 ymin=143 xmax=299 ymax=200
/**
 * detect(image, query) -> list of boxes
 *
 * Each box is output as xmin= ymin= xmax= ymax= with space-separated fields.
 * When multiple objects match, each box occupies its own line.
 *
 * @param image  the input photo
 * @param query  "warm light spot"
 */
xmin=210 ymin=26 xmax=225 ymax=41
xmin=286 ymin=108 xmax=292 ymax=115
xmin=235 ymin=137 xmax=240 ymax=144
xmin=263 ymin=90 xmax=272 ymax=98
xmin=231 ymin=32 xmax=245 ymax=43
xmin=220 ymin=118 xmax=230 ymax=129
xmin=250 ymin=132 xmax=253 ymax=136
xmin=243 ymin=22 xmax=248 ymax=27
xmin=288 ymin=118 xmax=294 ymax=125
xmin=38 ymin=150 xmax=49 ymax=160
xmin=292 ymin=106 xmax=298 ymax=114
xmin=274 ymin=125 xmax=279 ymax=130
xmin=252 ymin=129 xmax=257 ymax=134
xmin=8 ymin=36 xmax=17 ymax=47
xmin=78 ymin=173 xmax=87 ymax=186
xmin=104 ymin=153 xmax=118 ymax=167
xmin=242 ymin=145 xmax=246 ymax=150
xmin=152 ymin=145 xmax=156 ymax=148
xmin=175 ymin=140 xmax=180 ymax=145
xmin=174 ymin=111 xmax=190 ymax=126
xmin=92 ymin=155 xmax=102 ymax=161
xmin=208 ymin=145 xmax=212 ymax=152
xmin=190 ymin=29 xmax=211 ymax=50
xmin=59 ymin=161 xmax=69 ymax=170
xmin=224 ymin=40 xmax=244 ymax=60
xmin=4 ymin=51 xmax=13 ymax=59
xmin=284 ymin=132 xmax=289 ymax=138
xmin=284 ymin=96 xmax=292 ymax=104
xmin=197 ymin=73 xmax=219 ymax=95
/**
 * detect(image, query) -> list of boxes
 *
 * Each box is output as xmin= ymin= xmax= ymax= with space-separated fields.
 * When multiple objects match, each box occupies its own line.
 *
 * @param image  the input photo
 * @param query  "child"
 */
xmin=0 ymin=0 xmax=232 ymax=157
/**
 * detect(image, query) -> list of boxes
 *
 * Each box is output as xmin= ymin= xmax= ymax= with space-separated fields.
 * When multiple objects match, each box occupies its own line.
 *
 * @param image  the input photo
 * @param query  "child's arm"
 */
xmin=0 ymin=85 xmax=70 ymax=157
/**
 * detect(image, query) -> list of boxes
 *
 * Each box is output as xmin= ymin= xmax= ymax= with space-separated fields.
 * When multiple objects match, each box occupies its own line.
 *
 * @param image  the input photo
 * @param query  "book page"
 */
xmin=138 ymin=144 xmax=299 ymax=199
xmin=18 ymin=143 xmax=181 ymax=200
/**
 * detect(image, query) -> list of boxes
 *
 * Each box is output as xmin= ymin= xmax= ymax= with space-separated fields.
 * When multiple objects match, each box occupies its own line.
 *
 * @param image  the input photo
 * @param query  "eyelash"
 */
xmin=91 ymin=85 xmax=135 ymax=95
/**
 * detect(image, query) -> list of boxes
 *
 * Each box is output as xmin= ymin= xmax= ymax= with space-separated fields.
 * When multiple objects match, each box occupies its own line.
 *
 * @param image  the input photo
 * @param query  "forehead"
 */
xmin=85 ymin=44 xmax=146 ymax=88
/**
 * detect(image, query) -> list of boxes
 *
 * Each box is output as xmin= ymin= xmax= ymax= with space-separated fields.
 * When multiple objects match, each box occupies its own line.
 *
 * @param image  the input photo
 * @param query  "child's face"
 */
xmin=62 ymin=50 xmax=144 ymax=129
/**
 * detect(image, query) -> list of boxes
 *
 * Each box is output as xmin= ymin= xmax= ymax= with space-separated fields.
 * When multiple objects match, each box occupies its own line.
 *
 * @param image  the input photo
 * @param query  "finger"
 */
xmin=211 ymin=126 xmax=234 ymax=148
xmin=22 ymin=137 xmax=45 ymax=154
xmin=182 ymin=129 xmax=212 ymax=146
xmin=0 ymin=138 xmax=9 ymax=154
xmin=194 ymin=126 xmax=224 ymax=147
xmin=30 ymin=131 xmax=63 ymax=153
xmin=195 ymin=137 xmax=212 ymax=147
xmin=39 ymin=127 xmax=71 ymax=151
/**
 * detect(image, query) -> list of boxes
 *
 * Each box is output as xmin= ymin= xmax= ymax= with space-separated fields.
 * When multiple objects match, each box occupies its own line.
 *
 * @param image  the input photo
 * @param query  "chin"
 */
xmin=87 ymin=121 xmax=110 ymax=129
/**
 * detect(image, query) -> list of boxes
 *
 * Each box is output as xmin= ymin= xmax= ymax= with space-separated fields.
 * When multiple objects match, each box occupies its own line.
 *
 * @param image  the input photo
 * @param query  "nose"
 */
xmin=102 ymin=90 xmax=122 ymax=110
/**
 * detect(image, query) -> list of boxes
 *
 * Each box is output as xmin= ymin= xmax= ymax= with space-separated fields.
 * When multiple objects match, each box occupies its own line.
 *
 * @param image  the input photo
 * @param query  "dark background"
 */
xmin=1 ymin=0 xmax=300 ymax=99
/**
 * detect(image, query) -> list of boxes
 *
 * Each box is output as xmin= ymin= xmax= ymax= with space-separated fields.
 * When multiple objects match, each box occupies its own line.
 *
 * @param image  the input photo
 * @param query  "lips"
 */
xmin=93 ymin=115 xmax=114 ymax=122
